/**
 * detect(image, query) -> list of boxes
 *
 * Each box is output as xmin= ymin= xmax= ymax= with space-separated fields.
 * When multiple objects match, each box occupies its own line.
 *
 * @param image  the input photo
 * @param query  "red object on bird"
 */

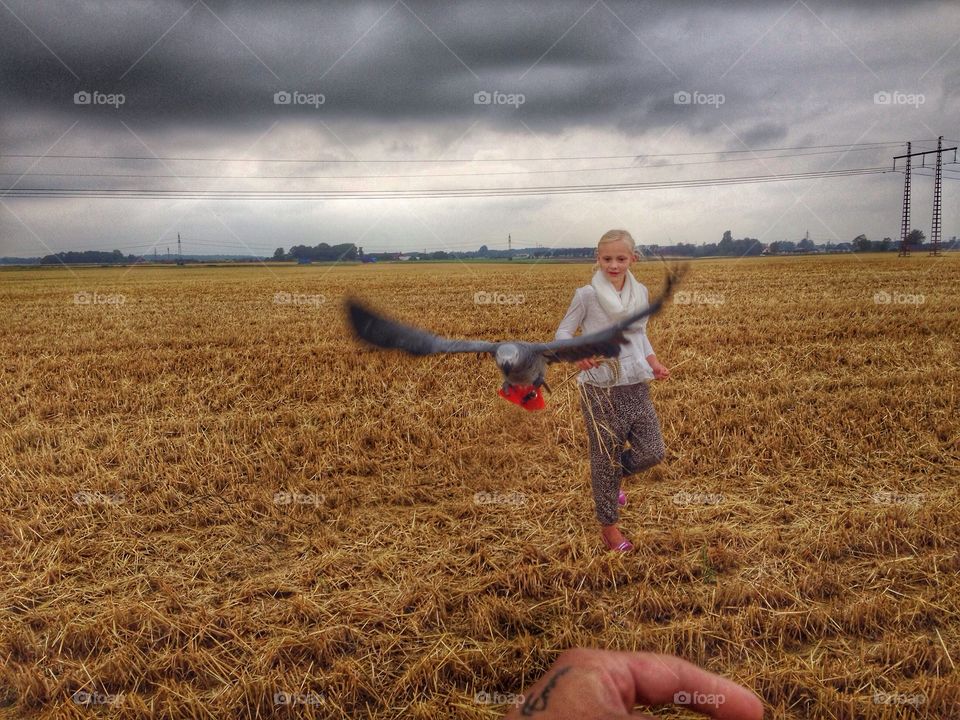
xmin=497 ymin=384 xmax=546 ymax=411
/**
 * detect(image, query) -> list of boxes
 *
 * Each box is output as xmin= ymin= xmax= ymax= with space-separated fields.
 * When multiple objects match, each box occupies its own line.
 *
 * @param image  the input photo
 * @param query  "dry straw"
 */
xmin=0 ymin=255 xmax=957 ymax=718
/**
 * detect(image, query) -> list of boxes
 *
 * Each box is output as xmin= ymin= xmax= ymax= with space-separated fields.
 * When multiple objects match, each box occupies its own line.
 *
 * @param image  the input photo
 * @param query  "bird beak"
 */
xmin=502 ymin=362 xmax=512 ymax=374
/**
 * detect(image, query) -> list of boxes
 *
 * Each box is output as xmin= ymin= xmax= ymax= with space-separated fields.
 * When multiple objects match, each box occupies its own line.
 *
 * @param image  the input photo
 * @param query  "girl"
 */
xmin=555 ymin=229 xmax=670 ymax=553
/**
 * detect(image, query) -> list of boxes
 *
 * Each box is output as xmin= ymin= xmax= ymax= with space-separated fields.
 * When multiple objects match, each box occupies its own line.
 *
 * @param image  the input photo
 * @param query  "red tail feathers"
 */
xmin=497 ymin=384 xmax=546 ymax=411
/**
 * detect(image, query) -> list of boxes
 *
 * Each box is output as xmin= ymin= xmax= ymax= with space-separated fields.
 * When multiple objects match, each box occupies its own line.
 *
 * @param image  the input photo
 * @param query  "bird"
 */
xmin=346 ymin=266 xmax=683 ymax=408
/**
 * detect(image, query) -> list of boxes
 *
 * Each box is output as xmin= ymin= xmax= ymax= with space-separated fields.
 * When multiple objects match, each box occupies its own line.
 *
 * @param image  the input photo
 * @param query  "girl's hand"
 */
xmin=576 ymin=357 xmax=601 ymax=370
xmin=650 ymin=359 xmax=670 ymax=380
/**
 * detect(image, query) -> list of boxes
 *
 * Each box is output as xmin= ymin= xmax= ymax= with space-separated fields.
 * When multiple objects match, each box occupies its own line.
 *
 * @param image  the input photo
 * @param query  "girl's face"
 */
xmin=596 ymin=239 xmax=635 ymax=283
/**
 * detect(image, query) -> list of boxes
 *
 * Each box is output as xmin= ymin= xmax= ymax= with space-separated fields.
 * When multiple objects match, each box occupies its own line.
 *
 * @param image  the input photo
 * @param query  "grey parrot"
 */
xmin=346 ymin=267 xmax=682 ymax=405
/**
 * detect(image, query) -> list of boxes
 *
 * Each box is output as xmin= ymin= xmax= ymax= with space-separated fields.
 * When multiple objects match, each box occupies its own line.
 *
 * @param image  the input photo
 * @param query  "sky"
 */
xmin=1 ymin=0 xmax=958 ymax=257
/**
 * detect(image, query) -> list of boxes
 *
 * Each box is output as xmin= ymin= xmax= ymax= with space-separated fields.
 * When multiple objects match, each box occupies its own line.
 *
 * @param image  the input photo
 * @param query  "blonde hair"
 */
xmin=592 ymin=229 xmax=636 ymax=273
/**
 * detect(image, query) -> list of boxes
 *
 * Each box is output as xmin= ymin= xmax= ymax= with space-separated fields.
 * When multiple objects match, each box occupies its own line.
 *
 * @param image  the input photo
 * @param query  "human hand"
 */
xmin=576 ymin=357 xmax=601 ymax=371
xmin=651 ymin=362 xmax=670 ymax=380
xmin=502 ymin=648 xmax=764 ymax=720
xmin=648 ymin=357 xmax=670 ymax=380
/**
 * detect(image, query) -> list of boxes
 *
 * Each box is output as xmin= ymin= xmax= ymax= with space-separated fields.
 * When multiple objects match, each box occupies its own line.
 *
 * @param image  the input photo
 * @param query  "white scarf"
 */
xmin=591 ymin=269 xmax=646 ymax=322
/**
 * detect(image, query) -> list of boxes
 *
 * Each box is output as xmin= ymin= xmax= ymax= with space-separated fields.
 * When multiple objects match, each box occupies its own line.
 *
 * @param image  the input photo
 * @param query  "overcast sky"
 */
xmin=1 ymin=0 xmax=958 ymax=256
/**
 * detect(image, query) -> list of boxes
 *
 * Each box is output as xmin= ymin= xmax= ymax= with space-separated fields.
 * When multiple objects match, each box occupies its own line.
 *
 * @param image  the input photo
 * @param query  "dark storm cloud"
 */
xmin=1 ymin=0 xmax=957 ymax=255
xmin=4 ymin=0 xmax=941 ymax=137
xmin=0 ymin=1 xmax=682 ymax=134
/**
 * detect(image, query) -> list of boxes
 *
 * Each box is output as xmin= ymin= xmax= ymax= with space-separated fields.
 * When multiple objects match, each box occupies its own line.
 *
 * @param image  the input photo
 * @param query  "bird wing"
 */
xmin=535 ymin=264 xmax=684 ymax=364
xmin=347 ymin=299 xmax=499 ymax=356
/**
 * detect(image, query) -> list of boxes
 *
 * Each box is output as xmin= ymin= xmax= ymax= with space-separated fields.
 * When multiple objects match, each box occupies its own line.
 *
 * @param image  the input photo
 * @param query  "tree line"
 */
xmin=0 ymin=229 xmax=946 ymax=266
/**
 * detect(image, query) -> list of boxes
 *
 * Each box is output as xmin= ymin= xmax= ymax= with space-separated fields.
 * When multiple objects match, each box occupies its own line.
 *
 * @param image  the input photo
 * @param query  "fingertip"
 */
xmin=624 ymin=652 xmax=766 ymax=720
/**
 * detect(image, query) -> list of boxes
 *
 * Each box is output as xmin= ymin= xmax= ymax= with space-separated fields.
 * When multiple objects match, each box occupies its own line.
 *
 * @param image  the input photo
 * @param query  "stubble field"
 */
xmin=1 ymin=254 xmax=958 ymax=719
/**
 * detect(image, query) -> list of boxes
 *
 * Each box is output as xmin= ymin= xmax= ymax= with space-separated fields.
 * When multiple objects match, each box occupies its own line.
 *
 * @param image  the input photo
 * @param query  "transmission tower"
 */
xmin=899 ymin=142 xmax=911 ymax=256
xmin=931 ymin=137 xmax=943 ymax=256
xmin=894 ymin=138 xmax=957 ymax=258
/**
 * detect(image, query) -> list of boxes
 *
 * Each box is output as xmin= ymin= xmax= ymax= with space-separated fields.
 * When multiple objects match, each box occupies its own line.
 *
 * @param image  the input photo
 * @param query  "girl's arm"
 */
xmin=556 ymin=289 xmax=601 ymax=370
xmin=637 ymin=285 xmax=669 ymax=379
xmin=640 ymin=333 xmax=655 ymax=359
xmin=554 ymin=288 xmax=585 ymax=340
xmin=642 ymin=332 xmax=670 ymax=379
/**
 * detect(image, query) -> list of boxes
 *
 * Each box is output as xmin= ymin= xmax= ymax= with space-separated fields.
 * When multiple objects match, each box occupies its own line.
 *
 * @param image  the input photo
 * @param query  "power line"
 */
xmin=0 ymin=141 xmax=919 ymax=165
xmin=0 ymin=146 xmax=907 ymax=181
xmin=0 ymin=166 xmax=894 ymax=200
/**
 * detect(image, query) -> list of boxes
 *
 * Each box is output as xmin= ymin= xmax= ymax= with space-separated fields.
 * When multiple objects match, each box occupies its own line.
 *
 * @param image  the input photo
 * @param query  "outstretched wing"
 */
xmin=347 ymin=299 xmax=499 ymax=356
xmin=535 ymin=264 xmax=685 ymax=364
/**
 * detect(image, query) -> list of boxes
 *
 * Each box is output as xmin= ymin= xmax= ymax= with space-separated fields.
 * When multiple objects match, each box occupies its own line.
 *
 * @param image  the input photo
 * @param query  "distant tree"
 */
xmin=477 ymin=244 xmax=489 ymax=257
xmin=40 ymin=249 xmax=138 ymax=264
xmin=739 ymin=237 xmax=764 ymax=256
xmin=906 ymin=229 xmax=925 ymax=247
xmin=272 ymin=247 xmax=285 ymax=260
xmin=287 ymin=243 xmax=357 ymax=261
xmin=328 ymin=243 xmax=358 ymax=261
xmin=879 ymin=237 xmax=892 ymax=252
xmin=718 ymin=230 xmax=734 ymax=254
xmin=853 ymin=234 xmax=871 ymax=252
xmin=797 ymin=237 xmax=815 ymax=251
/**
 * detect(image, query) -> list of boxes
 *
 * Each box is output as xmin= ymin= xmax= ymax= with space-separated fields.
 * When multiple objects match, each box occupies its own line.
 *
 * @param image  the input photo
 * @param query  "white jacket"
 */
xmin=554 ymin=284 xmax=655 ymax=386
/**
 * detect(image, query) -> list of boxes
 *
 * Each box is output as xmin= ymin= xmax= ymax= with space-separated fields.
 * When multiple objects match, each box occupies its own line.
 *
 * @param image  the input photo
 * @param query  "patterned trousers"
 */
xmin=577 ymin=381 xmax=665 ymax=526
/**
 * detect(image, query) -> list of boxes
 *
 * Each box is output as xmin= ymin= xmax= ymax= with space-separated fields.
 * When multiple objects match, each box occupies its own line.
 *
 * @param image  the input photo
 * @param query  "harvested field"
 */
xmin=1 ymin=254 xmax=958 ymax=719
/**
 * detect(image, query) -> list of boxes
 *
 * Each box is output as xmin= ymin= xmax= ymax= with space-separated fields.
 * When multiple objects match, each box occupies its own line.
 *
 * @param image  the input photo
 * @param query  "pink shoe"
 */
xmin=603 ymin=534 xmax=634 ymax=553
xmin=618 ymin=490 xmax=627 ymax=506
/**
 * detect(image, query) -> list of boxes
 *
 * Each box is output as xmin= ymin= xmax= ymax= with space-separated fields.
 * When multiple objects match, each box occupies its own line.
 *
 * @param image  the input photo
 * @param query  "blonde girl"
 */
xmin=555 ymin=230 xmax=670 ymax=552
